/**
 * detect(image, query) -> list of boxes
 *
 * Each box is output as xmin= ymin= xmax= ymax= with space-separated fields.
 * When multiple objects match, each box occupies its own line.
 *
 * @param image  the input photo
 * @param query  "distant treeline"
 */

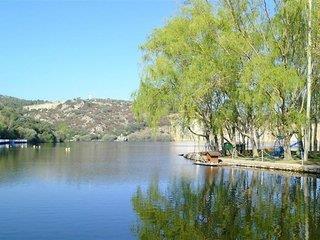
xmin=0 ymin=105 xmax=59 ymax=143
xmin=0 ymin=95 xmax=69 ymax=143
xmin=0 ymin=95 xmax=48 ymax=108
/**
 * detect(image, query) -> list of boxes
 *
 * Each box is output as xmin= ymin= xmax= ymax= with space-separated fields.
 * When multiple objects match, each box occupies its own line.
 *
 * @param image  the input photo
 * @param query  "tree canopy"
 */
xmin=133 ymin=0 xmax=320 ymax=160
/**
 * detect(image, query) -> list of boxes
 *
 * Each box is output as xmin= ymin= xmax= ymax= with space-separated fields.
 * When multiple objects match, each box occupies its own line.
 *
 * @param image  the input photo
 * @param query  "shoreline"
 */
xmin=183 ymin=152 xmax=320 ymax=175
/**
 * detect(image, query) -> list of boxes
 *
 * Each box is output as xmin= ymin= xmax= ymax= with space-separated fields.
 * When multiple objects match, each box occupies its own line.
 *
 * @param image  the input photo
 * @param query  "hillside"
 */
xmin=0 ymin=95 xmax=175 ymax=142
xmin=23 ymin=98 xmax=147 ymax=141
xmin=0 ymin=95 xmax=47 ymax=108
xmin=0 ymin=95 xmax=57 ymax=143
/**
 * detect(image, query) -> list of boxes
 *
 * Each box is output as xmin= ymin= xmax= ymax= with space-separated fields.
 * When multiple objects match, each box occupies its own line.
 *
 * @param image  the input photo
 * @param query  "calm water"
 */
xmin=0 ymin=142 xmax=319 ymax=239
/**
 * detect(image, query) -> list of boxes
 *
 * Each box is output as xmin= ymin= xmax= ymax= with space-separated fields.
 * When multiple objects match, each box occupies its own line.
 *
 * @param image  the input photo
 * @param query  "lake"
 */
xmin=0 ymin=142 xmax=319 ymax=239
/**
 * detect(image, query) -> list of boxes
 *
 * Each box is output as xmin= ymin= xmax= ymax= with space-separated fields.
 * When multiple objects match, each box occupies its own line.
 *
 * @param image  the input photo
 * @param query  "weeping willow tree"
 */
xmin=133 ymin=0 xmax=319 ymax=159
xmin=222 ymin=0 xmax=309 ymax=160
xmin=219 ymin=0 xmax=274 ymax=157
xmin=132 ymin=0 xmax=236 ymax=150
xmin=268 ymin=0 xmax=307 ymax=160
xmin=311 ymin=0 xmax=320 ymax=152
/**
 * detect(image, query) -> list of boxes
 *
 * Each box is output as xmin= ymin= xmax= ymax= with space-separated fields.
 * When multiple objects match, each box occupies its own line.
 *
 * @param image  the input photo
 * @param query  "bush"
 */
xmin=101 ymin=134 xmax=117 ymax=142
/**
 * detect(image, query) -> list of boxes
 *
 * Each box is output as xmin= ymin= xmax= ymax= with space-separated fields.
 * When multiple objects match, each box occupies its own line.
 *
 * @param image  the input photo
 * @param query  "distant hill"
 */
xmin=23 ymin=97 xmax=147 ymax=141
xmin=0 ymin=95 xmax=173 ymax=142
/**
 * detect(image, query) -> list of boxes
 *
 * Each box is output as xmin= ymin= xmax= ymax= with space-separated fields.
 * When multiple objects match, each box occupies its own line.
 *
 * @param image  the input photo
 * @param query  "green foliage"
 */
xmin=101 ymin=134 xmax=117 ymax=142
xmin=0 ymin=95 xmax=47 ymax=108
xmin=0 ymin=105 xmax=57 ymax=143
xmin=56 ymin=122 xmax=74 ymax=142
xmin=240 ymin=55 xmax=305 ymax=135
xmin=133 ymin=0 xmax=232 ymax=142
xmin=133 ymin=0 xmax=318 ymax=158
xmin=78 ymin=134 xmax=100 ymax=141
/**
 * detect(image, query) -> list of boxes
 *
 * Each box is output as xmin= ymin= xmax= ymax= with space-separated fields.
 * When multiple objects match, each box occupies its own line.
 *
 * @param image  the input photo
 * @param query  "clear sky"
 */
xmin=0 ymin=0 xmax=182 ymax=101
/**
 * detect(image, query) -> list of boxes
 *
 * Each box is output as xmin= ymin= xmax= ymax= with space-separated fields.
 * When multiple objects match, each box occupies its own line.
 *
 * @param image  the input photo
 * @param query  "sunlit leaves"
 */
xmin=133 ymin=0 xmax=318 ymax=154
xmin=133 ymin=0 xmax=227 ymax=134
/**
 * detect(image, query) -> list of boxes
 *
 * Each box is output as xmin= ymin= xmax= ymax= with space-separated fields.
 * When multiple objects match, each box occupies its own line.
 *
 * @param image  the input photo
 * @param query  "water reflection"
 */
xmin=0 ymin=142 xmax=196 ymax=184
xmin=1 ymin=143 xmax=319 ymax=239
xmin=0 ymin=142 xmax=198 ymax=239
xmin=132 ymin=168 xmax=320 ymax=239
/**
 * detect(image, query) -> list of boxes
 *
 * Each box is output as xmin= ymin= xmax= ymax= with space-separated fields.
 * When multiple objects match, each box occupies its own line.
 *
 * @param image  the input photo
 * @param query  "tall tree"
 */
xmin=311 ymin=0 xmax=320 ymax=152
xmin=133 ymin=0 xmax=235 ymax=150
xmin=304 ymin=0 xmax=313 ymax=162
xmin=133 ymin=0 xmax=319 ymax=160
xmin=222 ymin=0 xmax=307 ymax=159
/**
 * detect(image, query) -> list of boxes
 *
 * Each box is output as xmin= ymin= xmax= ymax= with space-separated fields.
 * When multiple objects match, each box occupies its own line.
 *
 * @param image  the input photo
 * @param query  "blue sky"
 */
xmin=0 ymin=0 xmax=182 ymax=101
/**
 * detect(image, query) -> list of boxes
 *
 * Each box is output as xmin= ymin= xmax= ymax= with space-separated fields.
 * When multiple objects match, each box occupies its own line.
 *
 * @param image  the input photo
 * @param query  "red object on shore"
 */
xmin=202 ymin=151 xmax=222 ymax=163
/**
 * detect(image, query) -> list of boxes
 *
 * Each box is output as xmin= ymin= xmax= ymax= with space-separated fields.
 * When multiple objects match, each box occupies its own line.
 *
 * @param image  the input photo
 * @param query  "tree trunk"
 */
xmin=310 ymin=124 xmax=313 ymax=151
xmin=314 ymin=119 xmax=318 ymax=152
xmin=257 ymin=133 xmax=261 ymax=150
xmin=187 ymin=126 xmax=214 ymax=151
xmin=230 ymin=127 xmax=237 ymax=157
xmin=213 ymin=134 xmax=219 ymax=151
xmin=232 ymin=141 xmax=238 ymax=157
xmin=205 ymin=134 xmax=212 ymax=151
xmin=220 ymin=129 xmax=224 ymax=153
xmin=283 ymin=135 xmax=292 ymax=160
xmin=296 ymin=132 xmax=304 ymax=159
xmin=241 ymin=133 xmax=246 ymax=149
xmin=304 ymin=0 xmax=313 ymax=162
xmin=246 ymin=136 xmax=249 ymax=152
xmin=251 ymin=128 xmax=259 ymax=157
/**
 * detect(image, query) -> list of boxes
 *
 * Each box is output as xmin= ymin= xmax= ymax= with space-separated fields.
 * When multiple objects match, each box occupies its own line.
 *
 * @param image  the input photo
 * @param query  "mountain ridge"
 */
xmin=24 ymin=97 xmax=142 ymax=141
xmin=0 ymin=95 xmax=172 ymax=142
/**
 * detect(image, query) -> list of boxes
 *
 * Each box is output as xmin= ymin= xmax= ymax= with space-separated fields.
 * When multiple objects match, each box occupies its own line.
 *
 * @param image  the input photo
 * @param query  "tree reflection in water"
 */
xmin=132 ymin=168 xmax=320 ymax=240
